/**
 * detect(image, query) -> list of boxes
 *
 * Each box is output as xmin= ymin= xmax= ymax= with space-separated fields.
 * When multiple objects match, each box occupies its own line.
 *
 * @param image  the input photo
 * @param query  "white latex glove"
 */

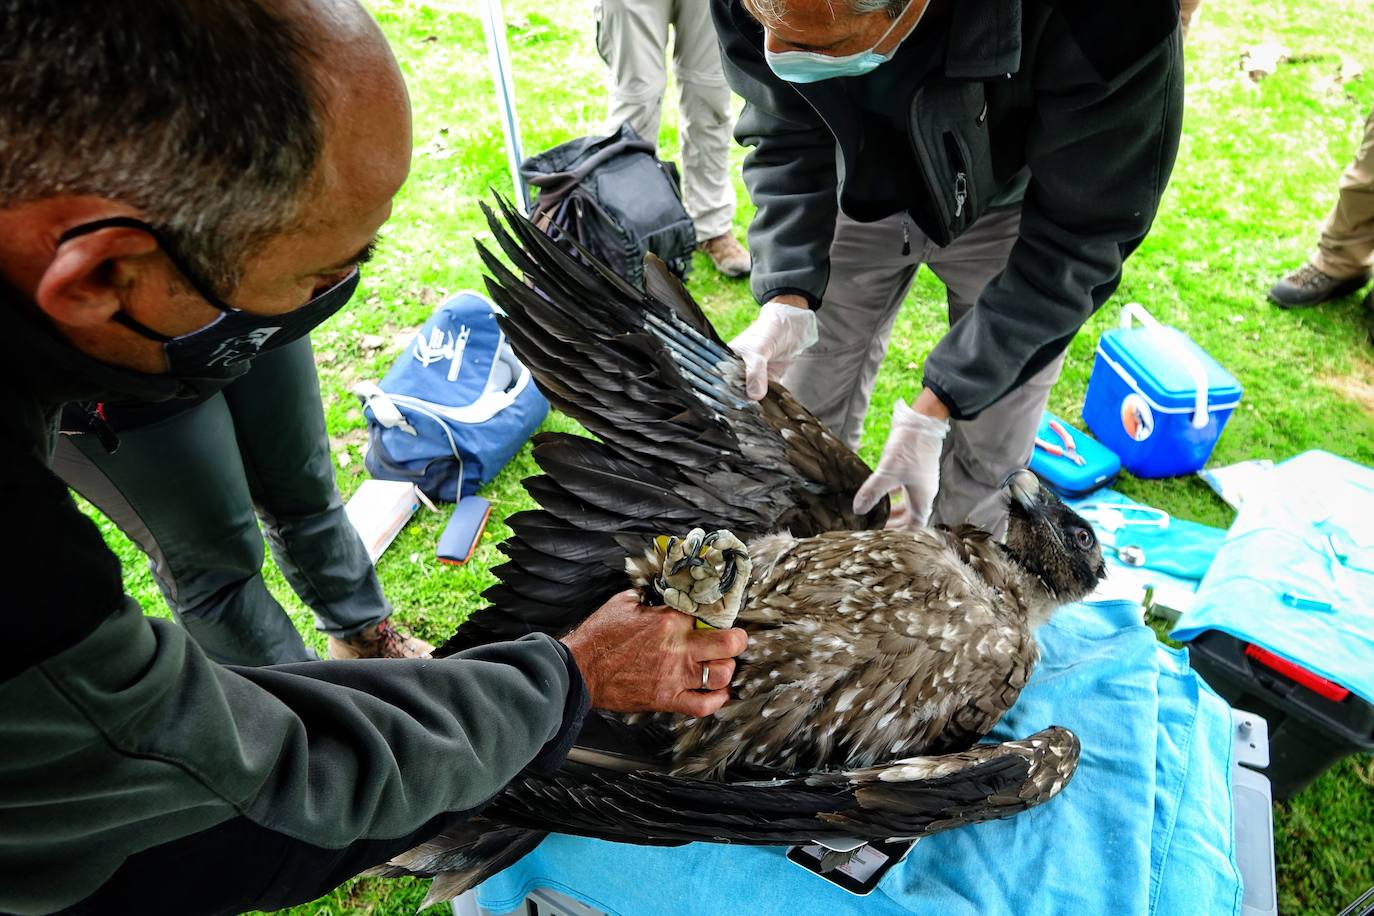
xmin=728 ymin=300 xmax=820 ymax=400
xmin=852 ymin=399 xmax=950 ymax=529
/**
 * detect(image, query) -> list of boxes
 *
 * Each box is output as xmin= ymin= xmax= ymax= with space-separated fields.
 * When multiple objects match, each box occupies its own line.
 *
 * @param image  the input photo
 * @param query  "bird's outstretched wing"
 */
xmin=438 ymin=198 xmax=884 ymax=653
xmin=370 ymin=726 xmax=1079 ymax=907
xmin=497 ymin=724 xmax=1077 ymax=843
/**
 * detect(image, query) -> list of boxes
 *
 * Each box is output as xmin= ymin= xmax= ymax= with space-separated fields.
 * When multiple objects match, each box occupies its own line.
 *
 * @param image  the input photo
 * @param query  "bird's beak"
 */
xmin=1005 ymin=469 xmax=1042 ymax=511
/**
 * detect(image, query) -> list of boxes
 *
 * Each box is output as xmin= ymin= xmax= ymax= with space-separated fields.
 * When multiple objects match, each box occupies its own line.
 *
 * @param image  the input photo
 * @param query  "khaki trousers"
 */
xmin=781 ymin=206 xmax=1065 ymax=537
xmin=594 ymin=0 xmax=735 ymax=241
xmin=1313 ymin=104 xmax=1374 ymax=279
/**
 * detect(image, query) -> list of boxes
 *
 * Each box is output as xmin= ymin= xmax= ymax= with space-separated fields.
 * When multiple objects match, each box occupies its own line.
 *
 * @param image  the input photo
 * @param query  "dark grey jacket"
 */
xmin=712 ymin=0 xmax=1184 ymax=419
xmin=0 ymin=284 xmax=588 ymax=914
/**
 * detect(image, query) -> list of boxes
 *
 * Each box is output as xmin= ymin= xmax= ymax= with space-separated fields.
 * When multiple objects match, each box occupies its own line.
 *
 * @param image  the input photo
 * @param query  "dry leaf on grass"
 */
xmin=1337 ymin=56 xmax=1364 ymax=85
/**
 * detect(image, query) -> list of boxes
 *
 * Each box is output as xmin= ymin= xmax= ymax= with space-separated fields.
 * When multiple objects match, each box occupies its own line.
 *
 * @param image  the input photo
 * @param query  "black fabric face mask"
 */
xmin=56 ymin=216 xmax=359 ymax=379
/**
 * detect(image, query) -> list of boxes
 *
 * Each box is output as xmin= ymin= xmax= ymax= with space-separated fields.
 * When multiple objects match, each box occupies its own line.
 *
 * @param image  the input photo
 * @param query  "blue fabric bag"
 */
xmin=356 ymin=291 xmax=548 ymax=502
xmin=477 ymin=600 xmax=1243 ymax=916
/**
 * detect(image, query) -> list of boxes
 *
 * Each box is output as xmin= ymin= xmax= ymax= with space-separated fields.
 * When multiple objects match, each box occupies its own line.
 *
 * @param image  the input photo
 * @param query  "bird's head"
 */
xmin=1002 ymin=470 xmax=1106 ymax=606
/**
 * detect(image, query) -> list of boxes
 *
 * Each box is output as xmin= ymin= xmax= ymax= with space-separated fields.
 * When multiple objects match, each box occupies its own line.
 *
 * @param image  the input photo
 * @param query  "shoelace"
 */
xmin=1290 ymin=264 xmax=1330 ymax=289
xmin=372 ymin=620 xmax=408 ymax=656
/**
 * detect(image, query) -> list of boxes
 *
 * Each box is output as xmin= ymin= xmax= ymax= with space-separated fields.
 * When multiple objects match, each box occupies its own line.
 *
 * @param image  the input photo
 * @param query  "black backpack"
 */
xmin=520 ymin=122 xmax=696 ymax=288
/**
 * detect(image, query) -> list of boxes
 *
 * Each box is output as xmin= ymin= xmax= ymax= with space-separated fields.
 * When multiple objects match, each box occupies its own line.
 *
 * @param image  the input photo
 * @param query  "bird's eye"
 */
xmin=1072 ymin=527 xmax=1095 ymax=550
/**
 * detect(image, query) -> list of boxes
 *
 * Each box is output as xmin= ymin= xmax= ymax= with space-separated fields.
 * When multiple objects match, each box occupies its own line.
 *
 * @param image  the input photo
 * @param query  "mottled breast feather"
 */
xmin=663 ymin=528 xmax=1047 ymax=777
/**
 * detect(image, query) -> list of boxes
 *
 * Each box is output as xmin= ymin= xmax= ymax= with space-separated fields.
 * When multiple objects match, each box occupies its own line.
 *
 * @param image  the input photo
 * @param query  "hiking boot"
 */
xmin=328 ymin=618 xmax=433 ymax=660
xmin=699 ymin=232 xmax=751 ymax=278
xmin=1267 ymin=263 xmax=1370 ymax=308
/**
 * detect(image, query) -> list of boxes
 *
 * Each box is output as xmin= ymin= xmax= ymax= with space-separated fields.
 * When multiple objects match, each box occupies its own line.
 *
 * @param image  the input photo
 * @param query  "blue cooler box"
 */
xmin=1084 ymin=303 xmax=1242 ymax=478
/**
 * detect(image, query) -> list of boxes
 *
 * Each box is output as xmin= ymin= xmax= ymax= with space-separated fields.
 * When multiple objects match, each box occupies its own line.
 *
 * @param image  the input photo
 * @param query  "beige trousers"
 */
xmin=781 ymin=206 xmax=1065 ymax=537
xmin=594 ymin=0 xmax=735 ymax=241
xmin=1313 ymin=104 xmax=1374 ymax=279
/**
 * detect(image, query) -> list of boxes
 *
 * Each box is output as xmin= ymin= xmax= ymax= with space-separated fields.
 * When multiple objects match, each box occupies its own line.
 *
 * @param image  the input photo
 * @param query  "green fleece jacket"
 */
xmin=0 ymin=284 xmax=588 ymax=914
xmin=711 ymin=0 xmax=1184 ymax=420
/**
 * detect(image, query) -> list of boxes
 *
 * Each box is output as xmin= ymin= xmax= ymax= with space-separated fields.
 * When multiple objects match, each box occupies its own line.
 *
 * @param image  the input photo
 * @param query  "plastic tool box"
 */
xmin=1188 ymin=630 xmax=1374 ymax=800
xmin=1083 ymin=303 xmax=1242 ymax=478
xmin=1028 ymin=411 xmax=1121 ymax=498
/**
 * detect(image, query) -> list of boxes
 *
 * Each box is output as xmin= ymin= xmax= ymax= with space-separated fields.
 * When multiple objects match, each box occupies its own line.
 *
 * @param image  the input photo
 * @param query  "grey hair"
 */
xmin=0 ymin=0 xmax=327 ymax=294
xmin=750 ymin=0 xmax=909 ymax=28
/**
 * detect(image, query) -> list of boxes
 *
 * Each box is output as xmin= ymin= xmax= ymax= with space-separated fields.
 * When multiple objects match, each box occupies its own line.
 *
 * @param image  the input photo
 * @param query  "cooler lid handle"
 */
xmin=1120 ymin=303 xmax=1210 ymax=428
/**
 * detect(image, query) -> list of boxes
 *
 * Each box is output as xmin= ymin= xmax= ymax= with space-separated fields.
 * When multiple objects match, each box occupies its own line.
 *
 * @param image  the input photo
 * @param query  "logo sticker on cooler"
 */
xmin=1120 ymin=394 xmax=1154 ymax=442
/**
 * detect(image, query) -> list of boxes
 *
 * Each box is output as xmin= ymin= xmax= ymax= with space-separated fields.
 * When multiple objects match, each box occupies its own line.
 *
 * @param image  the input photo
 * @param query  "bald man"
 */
xmin=0 ymin=2 xmax=746 ymax=912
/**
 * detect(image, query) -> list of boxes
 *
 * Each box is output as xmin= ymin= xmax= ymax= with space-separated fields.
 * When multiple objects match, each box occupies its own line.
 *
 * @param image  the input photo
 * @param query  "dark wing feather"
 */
xmin=372 ymin=726 xmax=1080 ymax=903
xmin=437 ymin=198 xmax=883 ymax=655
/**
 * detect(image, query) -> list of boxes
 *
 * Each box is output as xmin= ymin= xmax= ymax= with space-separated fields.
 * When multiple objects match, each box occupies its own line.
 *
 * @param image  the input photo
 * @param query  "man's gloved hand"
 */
xmin=852 ymin=399 xmax=950 ymax=529
xmin=728 ymin=298 xmax=819 ymax=400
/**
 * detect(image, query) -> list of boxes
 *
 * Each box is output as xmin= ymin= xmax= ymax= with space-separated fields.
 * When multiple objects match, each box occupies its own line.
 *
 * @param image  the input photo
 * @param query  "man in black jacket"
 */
xmin=0 ymin=1 xmax=746 ymax=912
xmin=718 ymin=0 xmax=1183 ymax=534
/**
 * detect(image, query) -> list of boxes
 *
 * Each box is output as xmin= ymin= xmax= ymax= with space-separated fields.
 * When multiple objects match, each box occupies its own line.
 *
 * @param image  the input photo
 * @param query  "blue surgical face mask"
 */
xmin=764 ymin=0 xmax=930 ymax=83
xmin=57 ymin=216 xmax=360 ymax=379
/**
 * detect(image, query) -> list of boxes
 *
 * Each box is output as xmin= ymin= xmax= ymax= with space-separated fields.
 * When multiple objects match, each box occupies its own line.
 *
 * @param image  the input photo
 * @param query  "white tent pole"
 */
xmin=479 ymin=0 xmax=529 ymax=215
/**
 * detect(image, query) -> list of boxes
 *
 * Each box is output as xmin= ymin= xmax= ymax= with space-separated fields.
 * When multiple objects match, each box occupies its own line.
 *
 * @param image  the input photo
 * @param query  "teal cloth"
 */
xmin=477 ymin=600 xmax=1242 ymax=916
xmin=1172 ymin=450 xmax=1374 ymax=706
xmin=1069 ymin=490 xmax=1227 ymax=582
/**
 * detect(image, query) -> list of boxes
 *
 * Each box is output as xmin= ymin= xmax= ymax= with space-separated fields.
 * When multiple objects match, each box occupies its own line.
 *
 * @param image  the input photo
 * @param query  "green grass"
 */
xmin=78 ymin=0 xmax=1374 ymax=911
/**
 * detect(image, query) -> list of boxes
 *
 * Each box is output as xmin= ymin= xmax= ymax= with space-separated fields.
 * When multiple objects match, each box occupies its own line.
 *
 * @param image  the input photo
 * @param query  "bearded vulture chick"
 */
xmin=370 ymin=199 xmax=1105 ymax=906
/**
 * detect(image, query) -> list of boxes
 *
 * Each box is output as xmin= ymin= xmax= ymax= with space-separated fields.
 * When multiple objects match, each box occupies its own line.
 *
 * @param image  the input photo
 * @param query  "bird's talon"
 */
xmin=647 ymin=527 xmax=753 ymax=629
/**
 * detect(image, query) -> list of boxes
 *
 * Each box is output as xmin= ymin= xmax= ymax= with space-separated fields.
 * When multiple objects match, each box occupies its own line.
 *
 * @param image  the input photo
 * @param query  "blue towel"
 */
xmin=1151 ymin=646 xmax=1244 ymax=915
xmin=477 ymin=600 xmax=1241 ymax=916
xmin=1172 ymin=450 xmax=1374 ymax=706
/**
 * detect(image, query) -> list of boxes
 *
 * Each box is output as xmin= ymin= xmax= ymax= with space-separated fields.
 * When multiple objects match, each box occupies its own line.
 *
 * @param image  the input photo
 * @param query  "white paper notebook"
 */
xmin=344 ymin=479 xmax=422 ymax=564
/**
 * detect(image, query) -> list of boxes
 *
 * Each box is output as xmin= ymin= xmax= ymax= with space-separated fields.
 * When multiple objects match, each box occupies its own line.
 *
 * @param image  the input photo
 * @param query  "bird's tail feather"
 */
xmin=364 ymin=823 xmax=549 ymax=908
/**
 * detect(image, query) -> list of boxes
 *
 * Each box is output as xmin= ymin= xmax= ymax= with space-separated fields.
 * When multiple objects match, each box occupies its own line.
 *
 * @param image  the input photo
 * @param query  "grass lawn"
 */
xmin=82 ymin=0 xmax=1372 ymax=912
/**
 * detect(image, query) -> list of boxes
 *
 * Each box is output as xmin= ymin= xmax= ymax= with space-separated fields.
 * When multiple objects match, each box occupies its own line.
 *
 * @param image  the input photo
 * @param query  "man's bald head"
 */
xmin=0 ymin=0 xmax=405 ymax=295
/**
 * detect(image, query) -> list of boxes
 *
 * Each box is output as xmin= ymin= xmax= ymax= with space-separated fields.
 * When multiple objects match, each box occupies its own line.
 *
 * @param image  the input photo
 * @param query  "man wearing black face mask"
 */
xmin=51 ymin=215 xmax=428 ymax=665
xmin=0 ymin=1 xmax=749 ymax=912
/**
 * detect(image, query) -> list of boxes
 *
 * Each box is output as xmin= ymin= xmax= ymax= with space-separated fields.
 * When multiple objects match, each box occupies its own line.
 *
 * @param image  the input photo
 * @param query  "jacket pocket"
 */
xmin=907 ymin=80 xmax=996 ymax=244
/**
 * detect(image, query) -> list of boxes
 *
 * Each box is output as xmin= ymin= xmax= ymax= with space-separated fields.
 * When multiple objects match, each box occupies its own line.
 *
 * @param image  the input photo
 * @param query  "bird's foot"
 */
xmin=646 ymin=528 xmax=752 ymax=629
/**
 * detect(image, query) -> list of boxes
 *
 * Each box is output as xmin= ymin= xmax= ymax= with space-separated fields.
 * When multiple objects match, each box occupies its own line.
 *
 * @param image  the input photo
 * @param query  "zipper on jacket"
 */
xmin=953 ymin=172 xmax=968 ymax=219
xmin=900 ymin=218 xmax=911 ymax=257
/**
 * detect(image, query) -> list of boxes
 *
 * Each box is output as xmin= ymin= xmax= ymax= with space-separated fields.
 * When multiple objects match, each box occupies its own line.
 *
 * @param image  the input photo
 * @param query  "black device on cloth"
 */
xmin=520 ymin=122 xmax=696 ymax=289
xmin=786 ymin=839 xmax=918 ymax=895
